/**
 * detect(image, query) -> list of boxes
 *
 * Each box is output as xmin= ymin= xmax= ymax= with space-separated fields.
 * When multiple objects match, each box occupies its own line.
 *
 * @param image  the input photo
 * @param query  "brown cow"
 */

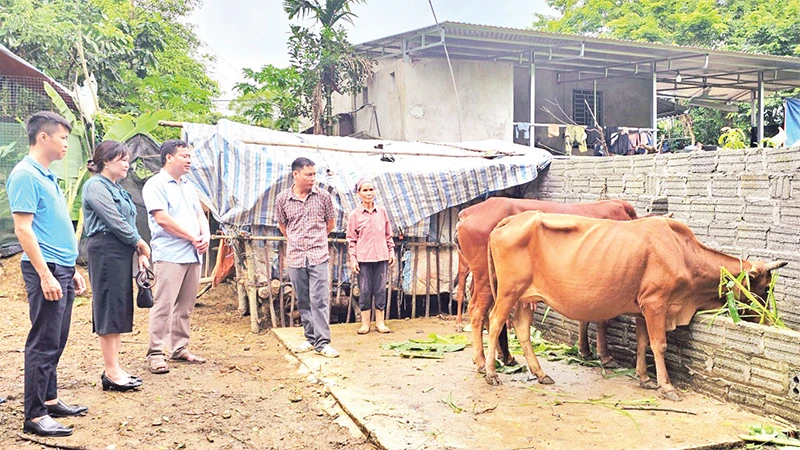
xmin=485 ymin=211 xmax=786 ymax=400
xmin=455 ymin=198 xmax=640 ymax=373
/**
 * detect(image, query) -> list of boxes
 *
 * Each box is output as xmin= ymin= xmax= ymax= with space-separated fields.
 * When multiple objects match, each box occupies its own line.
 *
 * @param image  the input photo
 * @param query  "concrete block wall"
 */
xmin=527 ymin=146 xmax=800 ymax=424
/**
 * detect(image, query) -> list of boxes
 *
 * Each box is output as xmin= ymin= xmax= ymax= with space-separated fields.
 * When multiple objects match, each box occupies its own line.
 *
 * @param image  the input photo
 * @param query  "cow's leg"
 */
xmin=635 ymin=316 xmax=658 ymax=390
xmin=484 ymin=294 xmax=517 ymax=386
xmin=498 ymin=313 xmax=518 ymax=367
xmin=454 ymin=256 xmax=468 ymax=332
xmin=578 ymin=321 xmax=591 ymax=360
xmin=511 ymin=303 xmax=553 ymax=384
xmin=469 ymin=283 xmax=491 ymax=373
xmin=641 ymin=310 xmax=680 ymax=401
xmin=595 ymin=320 xmax=618 ymax=368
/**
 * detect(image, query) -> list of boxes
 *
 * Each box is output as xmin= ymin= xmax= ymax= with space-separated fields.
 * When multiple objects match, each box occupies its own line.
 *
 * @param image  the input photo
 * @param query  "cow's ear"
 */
xmin=747 ymin=262 xmax=765 ymax=280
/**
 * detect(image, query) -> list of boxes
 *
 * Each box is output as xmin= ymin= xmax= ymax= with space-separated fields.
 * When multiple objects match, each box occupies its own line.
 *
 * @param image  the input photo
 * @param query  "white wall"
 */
xmin=333 ymin=58 xmax=514 ymax=142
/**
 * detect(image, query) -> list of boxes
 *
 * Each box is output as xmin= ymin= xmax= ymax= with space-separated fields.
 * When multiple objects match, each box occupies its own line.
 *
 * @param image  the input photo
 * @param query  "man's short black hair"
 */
xmin=26 ymin=111 xmax=72 ymax=145
xmin=160 ymin=139 xmax=189 ymax=166
xmin=291 ymin=157 xmax=315 ymax=172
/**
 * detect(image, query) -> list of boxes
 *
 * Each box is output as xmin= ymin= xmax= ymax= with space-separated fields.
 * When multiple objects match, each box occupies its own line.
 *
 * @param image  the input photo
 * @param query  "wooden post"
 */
xmin=425 ymin=247 xmax=431 ymax=318
xmin=243 ymin=240 xmax=262 ymax=332
xmin=397 ymin=245 xmax=403 ymax=320
xmin=435 ymin=243 xmax=441 ymax=316
xmin=448 ymin=209 xmax=454 ymax=315
xmin=411 ymin=246 xmax=419 ymax=319
xmin=336 ymin=245 xmax=345 ymax=322
xmin=274 ymin=242 xmax=285 ymax=328
xmin=234 ymin=237 xmax=248 ymax=316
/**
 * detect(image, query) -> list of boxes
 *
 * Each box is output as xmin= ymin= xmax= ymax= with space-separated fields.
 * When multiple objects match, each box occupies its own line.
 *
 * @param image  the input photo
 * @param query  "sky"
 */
xmin=187 ymin=0 xmax=556 ymax=104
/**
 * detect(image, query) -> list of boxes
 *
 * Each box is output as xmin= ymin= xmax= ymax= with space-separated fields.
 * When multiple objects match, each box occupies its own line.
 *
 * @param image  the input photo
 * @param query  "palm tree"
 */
xmin=283 ymin=0 xmax=372 ymax=135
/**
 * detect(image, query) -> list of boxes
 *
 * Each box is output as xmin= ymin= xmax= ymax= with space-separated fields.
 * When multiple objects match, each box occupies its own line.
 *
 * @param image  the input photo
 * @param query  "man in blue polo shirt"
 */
xmin=7 ymin=111 xmax=88 ymax=437
xmin=142 ymin=139 xmax=210 ymax=375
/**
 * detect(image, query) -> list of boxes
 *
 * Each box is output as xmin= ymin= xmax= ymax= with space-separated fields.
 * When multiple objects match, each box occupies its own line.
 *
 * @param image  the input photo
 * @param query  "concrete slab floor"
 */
xmin=273 ymin=317 xmax=777 ymax=450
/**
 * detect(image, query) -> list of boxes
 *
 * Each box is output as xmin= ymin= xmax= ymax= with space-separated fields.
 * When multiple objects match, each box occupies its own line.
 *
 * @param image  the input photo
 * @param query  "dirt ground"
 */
xmin=0 ymin=254 xmax=375 ymax=450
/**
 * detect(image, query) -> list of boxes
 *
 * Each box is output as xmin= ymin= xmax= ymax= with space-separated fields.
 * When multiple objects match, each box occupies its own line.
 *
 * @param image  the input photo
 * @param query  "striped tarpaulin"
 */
xmin=182 ymin=120 xmax=552 ymax=238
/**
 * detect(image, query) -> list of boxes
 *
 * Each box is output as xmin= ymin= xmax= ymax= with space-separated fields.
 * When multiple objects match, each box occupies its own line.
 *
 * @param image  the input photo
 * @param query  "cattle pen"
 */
xmin=210 ymin=208 xmax=466 ymax=333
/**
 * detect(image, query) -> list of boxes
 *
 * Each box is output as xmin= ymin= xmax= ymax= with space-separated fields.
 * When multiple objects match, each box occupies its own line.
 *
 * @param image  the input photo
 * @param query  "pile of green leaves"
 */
xmin=700 ymin=267 xmax=784 ymax=327
xmin=381 ymin=333 xmax=468 ymax=359
xmin=491 ymin=328 xmax=638 ymax=378
xmin=740 ymin=423 xmax=800 ymax=447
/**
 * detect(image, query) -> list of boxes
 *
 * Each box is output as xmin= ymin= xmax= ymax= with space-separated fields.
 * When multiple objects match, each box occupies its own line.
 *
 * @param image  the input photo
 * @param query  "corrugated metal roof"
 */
xmin=356 ymin=22 xmax=800 ymax=102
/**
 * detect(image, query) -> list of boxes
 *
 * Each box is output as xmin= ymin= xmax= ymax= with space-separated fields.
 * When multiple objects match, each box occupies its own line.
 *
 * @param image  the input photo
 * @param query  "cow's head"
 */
xmin=744 ymin=260 xmax=789 ymax=300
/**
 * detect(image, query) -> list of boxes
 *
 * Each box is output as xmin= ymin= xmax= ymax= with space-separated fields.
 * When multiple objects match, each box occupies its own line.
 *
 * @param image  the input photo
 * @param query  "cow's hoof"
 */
xmin=579 ymin=351 xmax=592 ymax=360
xmin=659 ymin=388 xmax=682 ymax=402
xmin=538 ymin=375 xmax=555 ymax=385
xmin=477 ymin=364 xmax=486 ymax=374
xmin=455 ymin=324 xmax=464 ymax=333
xmin=600 ymin=358 xmax=619 ymax=369
xmin=504 ymin=356 xmax=519 ymax=367
xmin=485 ymin=374 xmax=502 ymax=386
xmin=639 ymin=379 xmax=659 ymax=390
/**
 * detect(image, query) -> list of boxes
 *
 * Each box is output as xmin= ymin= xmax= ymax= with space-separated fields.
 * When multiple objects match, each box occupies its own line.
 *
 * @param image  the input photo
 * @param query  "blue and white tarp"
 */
xmin=182 ymin=120 xmax=552 ymax=238
xmin=786 ymin=98 xmax=800 ymax=148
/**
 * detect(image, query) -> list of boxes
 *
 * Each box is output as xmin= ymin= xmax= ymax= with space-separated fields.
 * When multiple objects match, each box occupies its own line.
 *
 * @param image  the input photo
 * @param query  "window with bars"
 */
xmin=572 ymin=90 xmax=603 ymax=126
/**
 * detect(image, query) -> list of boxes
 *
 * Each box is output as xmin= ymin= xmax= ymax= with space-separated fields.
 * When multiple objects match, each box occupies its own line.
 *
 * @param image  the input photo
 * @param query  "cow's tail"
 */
xmin=487 ymin=236 xmax=498 ymax=302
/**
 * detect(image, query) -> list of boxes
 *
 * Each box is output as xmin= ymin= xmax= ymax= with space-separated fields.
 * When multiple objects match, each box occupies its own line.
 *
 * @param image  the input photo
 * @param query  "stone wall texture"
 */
xmin=526 ymin=147 xmax=800 ymax=425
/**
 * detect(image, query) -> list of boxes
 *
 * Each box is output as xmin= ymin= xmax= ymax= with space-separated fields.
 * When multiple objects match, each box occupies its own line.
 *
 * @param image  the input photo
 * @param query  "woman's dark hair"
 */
xmin=160 ymin=139 xmax=189 ymax=166
xmin=87 ymin=140 xmax=131 ymax=174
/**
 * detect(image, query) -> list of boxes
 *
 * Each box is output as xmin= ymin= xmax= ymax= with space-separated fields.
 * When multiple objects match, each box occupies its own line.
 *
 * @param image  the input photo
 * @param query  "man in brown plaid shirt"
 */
xmin=275 ymin=157 xmax=339 ymax=357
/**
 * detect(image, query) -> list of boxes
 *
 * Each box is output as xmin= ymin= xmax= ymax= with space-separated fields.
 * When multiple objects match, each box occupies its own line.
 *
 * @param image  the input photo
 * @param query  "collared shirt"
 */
xmin=6 ymin=155 xmax=78 ymax=267
xmin=82 ymin=174 xmax=141 ymax=246
xmin=142 ymin=169 xmax=203 ymax=264
xmin=346 ymin=204 xmax=394 ymax=263
xmin=275 ymin=185 xmax=334 ymax=268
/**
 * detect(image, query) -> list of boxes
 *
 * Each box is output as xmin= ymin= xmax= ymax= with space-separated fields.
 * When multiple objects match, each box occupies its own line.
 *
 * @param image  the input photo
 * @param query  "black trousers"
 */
xmin=21 ymin=261 xmax=75 ymax=419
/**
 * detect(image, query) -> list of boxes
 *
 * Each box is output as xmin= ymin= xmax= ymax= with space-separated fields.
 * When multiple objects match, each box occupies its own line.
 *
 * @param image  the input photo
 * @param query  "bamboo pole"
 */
xmin=237 ymin=139 xmax=517 ymax=159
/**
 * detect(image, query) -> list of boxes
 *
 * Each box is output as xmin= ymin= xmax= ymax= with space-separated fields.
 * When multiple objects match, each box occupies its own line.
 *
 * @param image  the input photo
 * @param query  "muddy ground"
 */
xmin=0 ymin=254 xmax=375 ymax=450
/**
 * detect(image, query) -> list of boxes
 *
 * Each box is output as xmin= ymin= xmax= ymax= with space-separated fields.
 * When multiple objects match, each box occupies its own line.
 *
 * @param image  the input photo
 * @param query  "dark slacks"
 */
xmin=288 ymin=261 xmax=330 ymax=352
xmin=357 ymin=260 xmax=388 ymax=311
xmin=21 ymin=261 xmax=75 ymax=419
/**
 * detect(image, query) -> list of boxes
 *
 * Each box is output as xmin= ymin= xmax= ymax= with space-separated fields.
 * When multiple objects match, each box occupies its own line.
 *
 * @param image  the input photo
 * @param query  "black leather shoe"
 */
xmin=23 ymin=416 xmax=73 ymax=437
xmin=101 ymin=372 xmax=142 ymax=392
xmin=46 ymin=399 xmax=88 ymax=417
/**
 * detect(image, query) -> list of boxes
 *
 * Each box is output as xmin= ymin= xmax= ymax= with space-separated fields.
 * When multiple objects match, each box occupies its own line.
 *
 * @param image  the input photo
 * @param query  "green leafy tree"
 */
xmin=533 ymin=0 xmax=800 ymax=145
xmin=282 ymin=0 xmax=373 ymax=135
xmin=231 ymin=65 xmax=304 ymax=131
xmin=0 ymin=0 xmax=218 ymax=131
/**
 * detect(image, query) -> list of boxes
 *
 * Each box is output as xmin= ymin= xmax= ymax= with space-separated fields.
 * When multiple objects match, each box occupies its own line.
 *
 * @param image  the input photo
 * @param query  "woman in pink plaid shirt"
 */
xmin=346 ymin=179 xmax=395 ymax=334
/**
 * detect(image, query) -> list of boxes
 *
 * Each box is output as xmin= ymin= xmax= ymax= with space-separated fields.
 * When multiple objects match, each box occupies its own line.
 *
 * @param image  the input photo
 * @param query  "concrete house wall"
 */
xmin=334 ymin=58 xmax=654 ymax=145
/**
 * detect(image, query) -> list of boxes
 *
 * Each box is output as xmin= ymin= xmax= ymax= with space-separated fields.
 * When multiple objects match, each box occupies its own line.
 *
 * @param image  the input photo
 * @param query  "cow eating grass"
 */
xmin=455 ymin=198 xmax=641 ymax=374
xmin=485 ymin=211 xmax=787 ymax=401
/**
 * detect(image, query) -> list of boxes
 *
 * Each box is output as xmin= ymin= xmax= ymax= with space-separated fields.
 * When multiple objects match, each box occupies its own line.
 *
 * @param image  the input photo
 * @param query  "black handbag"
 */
xmin=136 ymin=268 xmax=155 ymax=308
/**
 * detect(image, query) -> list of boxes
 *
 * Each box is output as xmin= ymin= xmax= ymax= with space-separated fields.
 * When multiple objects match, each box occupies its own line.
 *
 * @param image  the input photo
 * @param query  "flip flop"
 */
xmin=169 ymin=352 xmax=206 ymax=364
xmin=147 ymin=355 xmax=170 ymax=374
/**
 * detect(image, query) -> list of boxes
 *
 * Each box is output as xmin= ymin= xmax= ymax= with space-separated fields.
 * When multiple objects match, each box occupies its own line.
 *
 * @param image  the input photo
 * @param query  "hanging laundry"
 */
xmin=547 ymin=124 xmax=560 ymax=137
xmin=515 ymin=122 xmax=531 ymax=140
xmin=564 ymin=125 xmax=588 ymax=153
xmin=786 ymin=98 xmax=800 ymax=147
